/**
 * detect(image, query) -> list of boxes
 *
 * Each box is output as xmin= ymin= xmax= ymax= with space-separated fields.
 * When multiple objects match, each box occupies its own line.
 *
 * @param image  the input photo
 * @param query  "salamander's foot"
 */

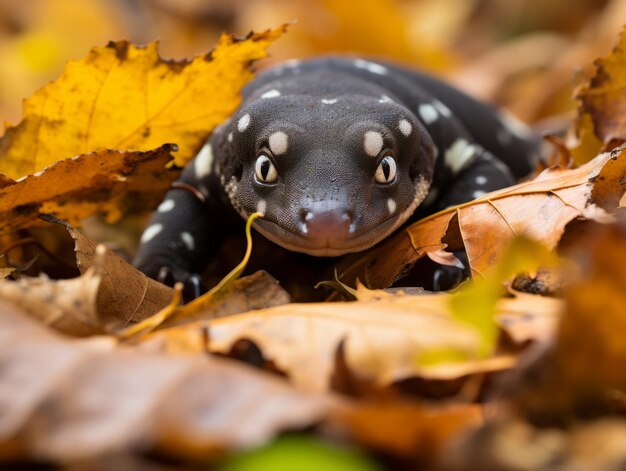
xmin=432 ymin=265 xmax=466 ymax=291
xmin=431 ymin=251 xmax=469 ymax=291
xmin=157 ymin=266 xmax=206 ymax=302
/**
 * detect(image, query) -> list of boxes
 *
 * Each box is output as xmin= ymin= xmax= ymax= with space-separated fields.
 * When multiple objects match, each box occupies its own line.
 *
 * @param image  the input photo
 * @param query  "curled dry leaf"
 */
xmin=0 ymin=26 xmax=288 ymax=179
xmin=71 ymin=219 xmax=288 ymax=334
xmin=0 ymin=145 xmax=177 ymax=235
xmin=0 ymin=247 xmax=105 ymax=336
xmin=160 ymin=271 xmax=290 ymax=329
xmin=67 ymin=222 xmax=174 ymax=331
xmin=340 ymin=146 xmax=626 ymax=289
xmin=0 ymin=299 xmax=339 ymax=462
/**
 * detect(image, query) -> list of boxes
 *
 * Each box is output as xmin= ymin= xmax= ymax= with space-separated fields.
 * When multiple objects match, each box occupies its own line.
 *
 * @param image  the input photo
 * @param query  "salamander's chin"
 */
xmin=252 ymin=217 xmax=397 ymax=257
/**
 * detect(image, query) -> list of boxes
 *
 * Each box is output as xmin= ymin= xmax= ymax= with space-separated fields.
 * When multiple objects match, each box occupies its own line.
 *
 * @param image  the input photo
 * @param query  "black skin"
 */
xmin=134 ymin=57 xmax=541 ymax=301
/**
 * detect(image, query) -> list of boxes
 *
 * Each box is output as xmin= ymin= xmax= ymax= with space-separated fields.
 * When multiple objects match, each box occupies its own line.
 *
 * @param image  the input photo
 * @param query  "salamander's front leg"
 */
xmin=134 ymin=172 xmax=222 ymax=301
xmin=435 ymin=149 xmax=515 ymax=210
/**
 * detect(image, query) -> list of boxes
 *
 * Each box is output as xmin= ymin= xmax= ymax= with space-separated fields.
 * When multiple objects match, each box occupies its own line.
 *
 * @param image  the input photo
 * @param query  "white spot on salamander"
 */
xmin=354 ymin=59 xmax=388 ymax=75
xmin=364 ymin=131 xmax=384 ymax=157
xmin=181 ymin=232 xmax=195 ymax=251
xmin=433 ymin=100 xmax=452 ymax=117
xmin=445 ymin=139 xmax=476 ymax=174
xmin=475 ymin=175 xmax=488 ymax=185
xmin=500 ymin=110 xmax=533 ymax=138
xmin=140 ymin=224 xmax=163 ymax=244
xmin=398 ymin=119 xmax=412 ymax=136
xmin=237 ymin=114 xmax=251 ymax=132
xmin=418 ymin=103 xmax=439 ymax=125
xmin=473 ymin=190 xmax=487 ymax=199
xmin=321 ymin=98 xmax=338 ymax=105
xmin=157 ymin=199 xmax=175 ymax=213
xmin=261 ymin=89 xmax=281 ymax=99
xmin=284 ymin=59 xmax=301 ymax=68
xmin=274 ymin=59 xmax=301 ymax=76
xmin=387 ymin=198 xmax=397 ymax=215
xmin=256 ymin=199 xmax=267 ymax=215
xmin=227 ymin=132 xmax=233 ymax=143
xmin=269 ymin=131 xmax=288 ymax=155
xmin=194 ymin=142 xmax=214 ymax=179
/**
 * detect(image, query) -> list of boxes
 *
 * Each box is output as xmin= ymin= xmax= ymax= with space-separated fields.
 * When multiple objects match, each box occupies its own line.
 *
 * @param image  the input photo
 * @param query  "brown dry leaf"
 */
xmin=0 ymin=26 xmax=287 ymax=178
xmin=340 ymin=147 xmax=625 ymax=289
xmin=496 ymin=293 xmax=563 ymax=346
xmin=0 ymin=247 xmax=105 ymax=336
xmin=570 ymin=113 xmax=605 ymax=166
xmin=556 ymin=223 xmax=626 ymax=393
xmin=67 ymin=222 xmax=174 ymax=331
xmin=65 ymin=222 xmax=286 ymax=333
xmin=0 ymin=145 xmax=176 ymax=235
xmin=0 ymin=268 xmax=14 ymax=279
xmin=333 ymin=402 xmax=483 ymax=459
xmin=509 ymin=222 xmax=626 ymax=423
xmin=443 ymin=418 xmax=626 ymax=471
xmin=577 ymin=26 xmax=626 ymax=149
xmin=139 ymin=290 xmax=532 ymax=394
xmin=0 ymin=299 xmax=339 ymax=462
xmin=160 ymin=271 xmax=290 ymax=328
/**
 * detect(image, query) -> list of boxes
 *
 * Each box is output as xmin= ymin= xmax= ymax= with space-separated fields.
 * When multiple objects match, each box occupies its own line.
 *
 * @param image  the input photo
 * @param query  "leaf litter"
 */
xmin=0 ymin=17 xmax=625 ymax=471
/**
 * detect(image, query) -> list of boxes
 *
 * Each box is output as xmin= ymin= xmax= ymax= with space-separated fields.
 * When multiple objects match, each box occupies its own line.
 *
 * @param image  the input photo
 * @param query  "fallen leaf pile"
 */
xmin=0 ymin=16 xmax=626 ymax=471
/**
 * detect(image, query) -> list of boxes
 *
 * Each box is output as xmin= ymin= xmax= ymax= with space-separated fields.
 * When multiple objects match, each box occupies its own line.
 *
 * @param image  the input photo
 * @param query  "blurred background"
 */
xmin=0 ymin=0 xmax=624 ymax=131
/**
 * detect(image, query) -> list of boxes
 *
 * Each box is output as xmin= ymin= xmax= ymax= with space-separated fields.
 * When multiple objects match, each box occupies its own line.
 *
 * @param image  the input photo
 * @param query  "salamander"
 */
xmin=134 ymin=57 xmax=541 ymax=300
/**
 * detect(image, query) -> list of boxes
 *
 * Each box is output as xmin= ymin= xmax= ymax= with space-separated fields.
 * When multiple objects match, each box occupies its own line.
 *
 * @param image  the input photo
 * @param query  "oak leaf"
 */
xmin=0 ymin=26 xmax=287 ymax=179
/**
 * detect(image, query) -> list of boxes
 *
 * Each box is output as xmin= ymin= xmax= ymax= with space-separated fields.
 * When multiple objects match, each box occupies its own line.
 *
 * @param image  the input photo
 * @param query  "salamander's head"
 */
xmin=216 ymin=90 xmax=437 ymax=256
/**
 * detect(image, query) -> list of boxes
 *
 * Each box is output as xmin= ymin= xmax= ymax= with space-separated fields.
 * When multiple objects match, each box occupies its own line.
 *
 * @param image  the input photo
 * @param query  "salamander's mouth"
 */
xmin=252 ymin=215 xmax=398 ymax=257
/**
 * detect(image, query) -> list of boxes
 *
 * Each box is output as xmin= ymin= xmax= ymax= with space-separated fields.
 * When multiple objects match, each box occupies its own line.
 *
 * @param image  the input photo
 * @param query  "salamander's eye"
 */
xmin=375 ymin=155 xmax=397 ymax=184
xmin=255 ymin=155 xmax=278 ymax=183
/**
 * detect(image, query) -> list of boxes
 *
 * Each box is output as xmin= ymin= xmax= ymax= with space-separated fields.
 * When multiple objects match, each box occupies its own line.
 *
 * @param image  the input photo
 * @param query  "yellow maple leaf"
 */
xmin=0 ymin=25 xmax=287 ymax=179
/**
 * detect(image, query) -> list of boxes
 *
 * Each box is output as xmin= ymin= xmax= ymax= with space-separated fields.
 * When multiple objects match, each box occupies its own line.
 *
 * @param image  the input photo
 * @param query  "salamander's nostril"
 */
xmin=300 ymin=207 xmax=355 ymax=240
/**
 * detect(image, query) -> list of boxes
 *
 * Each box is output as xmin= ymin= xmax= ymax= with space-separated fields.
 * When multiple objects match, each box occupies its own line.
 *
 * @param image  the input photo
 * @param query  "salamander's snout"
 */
xmin=299 ymin=207 xmax=354 ymax=242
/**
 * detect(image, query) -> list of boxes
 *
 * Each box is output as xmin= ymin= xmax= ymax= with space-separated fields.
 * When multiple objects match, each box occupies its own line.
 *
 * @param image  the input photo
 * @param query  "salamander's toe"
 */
xmin=156 ymin=266 xmax=206 ymax=302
